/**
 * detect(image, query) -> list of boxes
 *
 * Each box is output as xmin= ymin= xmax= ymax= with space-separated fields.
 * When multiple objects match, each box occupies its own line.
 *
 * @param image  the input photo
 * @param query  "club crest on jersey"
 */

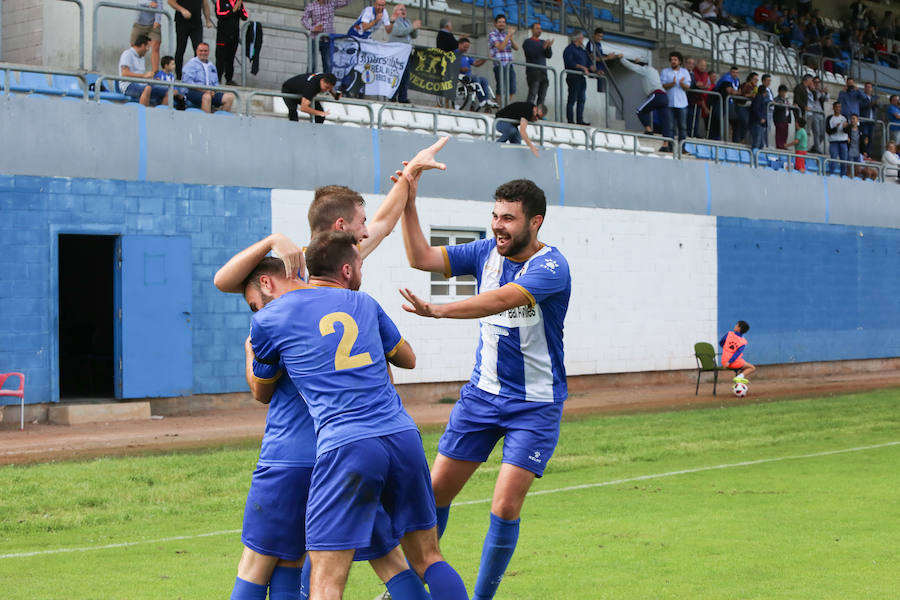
xmin=542 ymin=258 xmax=559 ymax=273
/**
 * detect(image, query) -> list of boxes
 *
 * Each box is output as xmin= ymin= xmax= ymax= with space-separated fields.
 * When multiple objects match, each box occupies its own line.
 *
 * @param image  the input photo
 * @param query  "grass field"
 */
xmin=2 ymin=389 xmax=899 ymax=599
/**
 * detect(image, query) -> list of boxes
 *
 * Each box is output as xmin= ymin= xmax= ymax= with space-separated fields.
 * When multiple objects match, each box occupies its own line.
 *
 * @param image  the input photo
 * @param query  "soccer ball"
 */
xmin=733 ymin=382 xmax=749 ymax=397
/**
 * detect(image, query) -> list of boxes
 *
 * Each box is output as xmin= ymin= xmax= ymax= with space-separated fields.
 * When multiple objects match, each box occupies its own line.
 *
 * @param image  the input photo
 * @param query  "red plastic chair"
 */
xmin=0 ymin=373 xmax=25 ymax=430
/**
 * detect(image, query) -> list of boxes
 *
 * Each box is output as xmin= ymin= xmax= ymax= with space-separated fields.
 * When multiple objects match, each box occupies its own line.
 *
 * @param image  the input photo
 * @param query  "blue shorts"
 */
xmin=124 ymin=83 xmax=168 ymax=103
xmin=186 ymin=88 xmax=225 ymax=107
xmin=241 ymin=464 xmax=400 ymax=561
xmin=306 ymin=429 xmax=437 ymax=552
xmin=438 ymin=383 xmax=564 ymax=477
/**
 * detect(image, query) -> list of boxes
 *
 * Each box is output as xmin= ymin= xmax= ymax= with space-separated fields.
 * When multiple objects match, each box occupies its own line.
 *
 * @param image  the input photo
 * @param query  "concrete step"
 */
xmin=48 ymin=402 xmax=151 ymax=425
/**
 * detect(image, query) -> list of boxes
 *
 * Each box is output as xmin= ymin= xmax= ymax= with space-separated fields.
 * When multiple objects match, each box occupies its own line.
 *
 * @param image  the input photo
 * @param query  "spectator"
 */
xmin=774 ymin=14 xmax=792 ymax=47
xmin=389 ymin=4 xmax=420 ymax=104
xmin=754 ymin=2 xmax=776 ymax=27
xmin=214 ymin=0 xmax=247 ymax=86
xmin=620 ymin=58 xmax=672 ymax=152
xmin=488 ymin=14 xmax=518 ymax=101
xmin=522 ymin=23 xmax=553 ymax=107
xmin=710 ymin=65 xmax=741 ymax=141
xmin=847 ymin=114 xmax=866 ymax=176
xmin=168 ymin=0 xmax=213 ymax=79
xmin=281 ymin=72 xmax=339 ymax=122
xmin=888 ymin=95 xmax=900 ymax=145
xmin=786 ymin=116 xmax=807 ymax=172
xmin=882 ymin=141 xmax=900 ymax=181
xmin=826 ymin=101 xmax=850 ymax=176
xmin=494 ymin=101 xmax=546 ymax=157
xmin=773 ymin=84 xmax=792 ymax=149
xmin=809 ymin=75 xmax=829 ymax=153
xmin=733 ymin=72 xmax=758 ymax=144
xmin=586 ymin=28 xmax=622 ymax=93
xmin=182 ymin=41 xmax=236 ymax=112
xmin=749 ymin=84 xmax=769 ymax=150
xmin=760 ymin=74 xmax=774 ymax=103
xmin=154 ymin=55 xmax=186 ymax=109
xmin=689 ymin=57 xmax=713 ymax=137
xmin=858 ymin=82 xmax=877 ymax=156
xmin=118 ymin=35 xmax=169 ymax=106
xmin=351 ymin=0 xmax=393 ymax=38
xmin=838 ymin=78 xmax=867 ymax=119
xmin=850 ymin=1 xmax=869 ymax=31
xmin=436 ymin=18 xmax=458 ymax=52
xmin=131 ymin=0 xmax=163 ymax=74
xmin=301 ymin=0 xmax=352 ymax=74
xmin=563 ymin=31 xmax=592 ymax=126
xmin=699 ymin=0 xmax=726 ymax=25
xmin=660 ymin=51 xmax=691 ymax=143
xmin=457 ymin=38 xmax=496 ymax=110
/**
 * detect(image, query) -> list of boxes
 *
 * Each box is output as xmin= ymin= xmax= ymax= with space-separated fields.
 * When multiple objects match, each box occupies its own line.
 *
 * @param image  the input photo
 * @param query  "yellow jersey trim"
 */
xmin=386 ymin=338 xmax=406 ymax=359
xmin=507 ymin=283 xmax=536 ymax=308
xmin=310 ymin=281 xmax=344 ymax=289
xmin=441 ymin=246 xmax=452 ymax=279
xmin=253 ymin=371 xmax=283 ymax=384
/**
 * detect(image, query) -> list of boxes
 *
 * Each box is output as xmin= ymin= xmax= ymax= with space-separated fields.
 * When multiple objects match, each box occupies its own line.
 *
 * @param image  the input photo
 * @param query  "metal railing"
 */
xmin=559 ymin=69 xmax=615 ymax=128
xmin=239 ymin=21 xmax=310 ymax=87
xmin=379 ymin=103 xmax=490 ymax=137
xmin=510 ymin=59 xmax=558 ymax=119
xmin=592 ymin=127 xmax=676 ymax=156
xmin=823 ymin=155 xmax=885 ymax=181
xmin=680 ymin=137 xmax=752 ymax=164
xmin=686 ymin=88 xmax=724 ymax=140
xmin=93 ymin=1 xmax=173 ymax=72
xmin=753 ymin=147 xmax=825 ymax=173
xmin=492 ymin=117 xmax=591 ymax=149
xmin=0 ymin=63 xmax=89 ymax=100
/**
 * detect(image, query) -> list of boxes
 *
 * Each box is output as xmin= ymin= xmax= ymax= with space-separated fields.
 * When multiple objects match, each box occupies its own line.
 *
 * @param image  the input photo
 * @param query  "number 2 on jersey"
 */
xmin=319 ymin=312 xmax=373 ymax=371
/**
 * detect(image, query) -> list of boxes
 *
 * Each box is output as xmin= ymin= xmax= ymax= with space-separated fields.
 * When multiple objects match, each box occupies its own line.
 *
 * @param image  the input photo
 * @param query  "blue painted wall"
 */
xmin=717 ymin=217 xmax=900 ymax=365
xmin=0 ymin=175 xmax=271 ymax=404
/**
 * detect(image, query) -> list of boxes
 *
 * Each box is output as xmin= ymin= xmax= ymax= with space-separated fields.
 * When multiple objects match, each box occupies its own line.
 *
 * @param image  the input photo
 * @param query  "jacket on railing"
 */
xmin=245 ymin=21 xmax=263 ymax=75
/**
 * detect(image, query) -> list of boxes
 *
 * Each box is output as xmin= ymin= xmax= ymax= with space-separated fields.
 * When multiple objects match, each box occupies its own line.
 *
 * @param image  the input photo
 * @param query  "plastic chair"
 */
xmin=0 ymin=373 xmax=26 ymax=430
xmin=694 ymin=343 xmax=737 ymax=396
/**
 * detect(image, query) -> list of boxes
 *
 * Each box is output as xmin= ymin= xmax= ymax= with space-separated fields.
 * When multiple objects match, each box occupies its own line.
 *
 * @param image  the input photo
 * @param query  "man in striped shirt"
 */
xmin=301 ymin=0 xmax=352 ymax=73
xmin=488 ymin=14 xmax=519 ymax=101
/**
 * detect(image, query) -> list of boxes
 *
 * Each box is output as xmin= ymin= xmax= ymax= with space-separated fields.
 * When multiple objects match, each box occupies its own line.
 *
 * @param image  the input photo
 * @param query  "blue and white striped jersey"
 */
xmin=443 ymin=238 xmax=570 ymax=403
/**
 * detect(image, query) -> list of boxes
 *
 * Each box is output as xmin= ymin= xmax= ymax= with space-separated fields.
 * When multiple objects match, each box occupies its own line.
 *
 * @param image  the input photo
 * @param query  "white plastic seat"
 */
xmin=605 ymin=133 xmax=625 ymax=149
xmin=344 ymin=104 xmax=372 ymax=125
xmin=436 ymin=114 xmax=459 ymax=134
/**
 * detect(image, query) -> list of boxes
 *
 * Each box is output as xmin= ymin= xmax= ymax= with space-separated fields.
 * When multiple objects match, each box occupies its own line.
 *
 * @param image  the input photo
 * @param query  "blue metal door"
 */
xmin=114 ymin=235 xmax=192 ymax=398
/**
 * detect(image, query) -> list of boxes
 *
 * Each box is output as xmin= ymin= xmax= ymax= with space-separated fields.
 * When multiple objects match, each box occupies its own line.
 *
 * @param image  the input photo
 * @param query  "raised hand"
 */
xmin=403 ymin=136 xmax=449 ymax=177
xmin=269 ymin=233 xmax=305 ymax=280
xmin=400 ymin=288 xmax=438 ymax=318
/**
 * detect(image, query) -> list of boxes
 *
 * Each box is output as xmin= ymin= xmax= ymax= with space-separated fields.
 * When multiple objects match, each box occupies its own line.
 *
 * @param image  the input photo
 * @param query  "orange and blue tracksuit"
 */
xmin=719 ymin=330 xmax=747 ymax=369
xmin=215 ymin=0 xmax=248 ymax=83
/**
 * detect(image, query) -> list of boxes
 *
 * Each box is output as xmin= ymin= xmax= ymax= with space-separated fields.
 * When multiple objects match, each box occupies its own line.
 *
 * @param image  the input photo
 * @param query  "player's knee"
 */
xmin=490 ymin=499 xmax=522 ymax=521
xmin=408 ymin=549 xmax=444 ymax=577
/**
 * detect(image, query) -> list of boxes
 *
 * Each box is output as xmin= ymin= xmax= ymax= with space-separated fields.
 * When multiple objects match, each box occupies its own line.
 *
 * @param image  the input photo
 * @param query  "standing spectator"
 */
xmin=182 ymin=41 xmax=236 ymax=112
xmin=773 ymin=84 xmax=792 ymax=149
xmin=494 ymin=101 xmax=546 ymax=157
xmin=858 ymin=82 xmax=877 ymax=157
xmin=301 ymin=0 xmax=352 ymax=74
xmin=711 ymin=65 xmax=740 ymax=141
xmin=850 ymin=0 xmax=868 ymax=30
xmin=168 ymin=0 xmax=213 ymax=79
xmin=689 ymin=57 xmax=713 ymax=137
xmin=838 ymin=78 xmax=867 ymax=118
xmin=847 ymin=114 xmax=864 ymax=176
xmin=621 ymin=58 xmax=672 ymax=152
xmin=522 ymin=23 xmax=553 ymax=107
xmin=660 ymin=51 xmax=691 ymax=143
xmin=881 ymin=141 xmax=900 ymax=180
xmin=586 ymin=28 xmax=622 ymax=93
xmin=809 ymin=75 xmax=829 ymax=153
xmin=214 ymin=0 xmax=247 ymax=86
xmin=436 ymin=18 xmax=458 ymax=52
xmin=826 ymin=102 xmax=850 ymax=176
xmin=131 ymin=0 xmax=163 ymax=74
xmin=562 ymin=31 xmax=591 ymax=126
xmin=119 ymin=35 xmax=170 ymax=106
xmin=281 ymin=72 xmax=339 ymax=122
xmin=733 ymin=72 xmax=758 ymax=144
xmin=749 ymin=83 xmax=769 ymax=150
xmin=389 ymin=4 xmax=420 ymax=104
xmin=351 ymin=0 xmax=393 ymax=38
xmin=457 ymin=38 xmax=496 ymax=109
xmin=888 ymin=95 xmax=900 ymax=145
xmin=786 ymin=116 xmax=808 ymax=172
xmin=488 ymin=14 xmax=518 ymax=102
xmin=754 ymin=2 xmax=776 ymax=27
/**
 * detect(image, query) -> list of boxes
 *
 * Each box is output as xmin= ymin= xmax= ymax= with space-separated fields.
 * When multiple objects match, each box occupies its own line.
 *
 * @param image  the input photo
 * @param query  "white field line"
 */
xmin=2 ymin=440 xmax=898 ymax=560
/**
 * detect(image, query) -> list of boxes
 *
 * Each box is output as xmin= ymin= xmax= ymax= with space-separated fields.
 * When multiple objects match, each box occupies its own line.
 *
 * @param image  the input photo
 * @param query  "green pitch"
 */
xmin=2 ymin=389 xmax=898 ymax=599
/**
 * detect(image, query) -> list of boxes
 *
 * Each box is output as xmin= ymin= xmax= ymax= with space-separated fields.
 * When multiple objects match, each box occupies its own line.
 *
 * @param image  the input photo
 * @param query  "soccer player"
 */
xmin=720 ymin=320 xmax=755 ymax=383
xmin=398 ymin=179 xmax=571 ymax=600
xmin=250 ymin=231 xmax=469 ymax=600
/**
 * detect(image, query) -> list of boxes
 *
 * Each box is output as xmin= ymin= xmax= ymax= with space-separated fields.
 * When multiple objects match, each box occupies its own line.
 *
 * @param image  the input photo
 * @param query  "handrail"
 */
xmin=799 ymin=52 xmax=823 ymax=80
xmin=823 ymin=155 xmax=885 ymax=182
xmin=592 ymin=126 xmax=677 ymax=157
xmin=686 ymin=88 xmax=724 ymax=140
xmin=239 ymin=21 xmax=310 ymax=87
xmin=559 ymin=68 xmax=612 ymax=128
xmin=595 ymin=56 xmax=626 ymax=129
xmin=754 ymin=147 xmax=824 ymax=174
xmin=0 ymin=62 xmax=89 ymax=100
xmin=492 ymin=117 xmax=591 ymax=150
xmin=679 ymin=137 xmax=752 ymax=165
xmin=93 ymin=1 xmax=173 ymax=72
xmin=507 ymin=59 xmax=558 ymax=120
xmin=713 ymin=27 xmax=746 ymax=73
xmin=378 ymin=102 xmax=490 ymax=137
xmin=96 ymin=73 xmax=241 ymax=112
xmin=319 ymin=96 xmax=375 ymax=127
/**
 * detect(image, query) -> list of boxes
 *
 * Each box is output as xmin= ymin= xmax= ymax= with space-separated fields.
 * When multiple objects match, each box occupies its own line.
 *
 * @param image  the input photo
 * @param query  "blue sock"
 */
xmin=436 ymin=505 xmax=451 ymax=538
xmin=230 ymin=577 xmax=268 ymax=600
xmin=269 ymin=566 xmax=300 ymax=600
xmin=423 ymin=561 xmax=468 ymax=600
xmin=386 ymin=568 xmax=431 ymax=600
xmin=299 ymin=558 xmax=311 ymax=600
xmin=472 ymin=513 xmax=520 ymax=600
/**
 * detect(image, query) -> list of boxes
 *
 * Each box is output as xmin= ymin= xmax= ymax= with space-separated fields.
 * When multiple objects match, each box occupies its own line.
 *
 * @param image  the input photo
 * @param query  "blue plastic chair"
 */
xmin=12 ymin=71 xmax=57 ymax=95
xmin=52 ymin=74 xmax=84 ymax=97
xmin=696 ymin=145 xmax=713 ymax=160
xmin=683 ymin=142 xmax=697 ymax=155
xmin=725 ymin=148 xmax=740 ymax=163
xmin=739 ymin=150 xmax=752 ymax=164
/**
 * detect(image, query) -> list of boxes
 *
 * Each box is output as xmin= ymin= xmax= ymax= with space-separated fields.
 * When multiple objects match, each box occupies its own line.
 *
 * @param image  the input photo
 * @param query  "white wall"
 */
xmin=271 ymin=189 xmax=718 ymax=385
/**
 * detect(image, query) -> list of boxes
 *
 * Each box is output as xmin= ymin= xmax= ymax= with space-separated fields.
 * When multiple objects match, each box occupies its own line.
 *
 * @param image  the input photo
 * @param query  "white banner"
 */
xmin=331 ymin=38 xmax=411 ymax=97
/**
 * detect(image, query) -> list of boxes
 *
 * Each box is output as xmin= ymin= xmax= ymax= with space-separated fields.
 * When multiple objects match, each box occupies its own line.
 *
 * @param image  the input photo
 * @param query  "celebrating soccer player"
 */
xmin=399 ymin=179 xmax=571 ymax=600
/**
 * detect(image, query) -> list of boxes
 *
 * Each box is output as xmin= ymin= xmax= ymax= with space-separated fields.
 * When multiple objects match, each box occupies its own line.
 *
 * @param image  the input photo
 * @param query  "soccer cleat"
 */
xmin=733 ymin=375 xmax=749 ymax=384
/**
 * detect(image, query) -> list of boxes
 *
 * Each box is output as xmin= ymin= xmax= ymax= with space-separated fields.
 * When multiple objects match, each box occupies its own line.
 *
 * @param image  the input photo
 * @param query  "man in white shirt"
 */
xmin=660 ymin=51 xmax=691 ymax=143
xmin=352 ymin=0 xmax=393 ymax=38
xmin=118 ymin=35 xmax=170 ymax=106
xmin=825 ymin=101 xmax=850 ymax=176
xmin=181 ymin=41 xmax=236 ymax=112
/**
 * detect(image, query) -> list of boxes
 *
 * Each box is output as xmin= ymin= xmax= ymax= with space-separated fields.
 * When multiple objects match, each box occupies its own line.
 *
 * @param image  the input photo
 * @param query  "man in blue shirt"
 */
xmin=400 ymin=178 xmax=571 ymax=600
xmin=250 ymin=232 xmax=468 ymax=600
xmin=837 ymin=77 xmax=868 ymax=119
xmin=889 ymin=94 xmax=900 ymax=145
xmin=457 ymin=37 xmax=496 ymax=109
xmin=562 ymin=30 xmax=593 ymax=125
xmin=521 ymin=22 xmax=553 ymax=106
xmin=586 ymin=27 xmax=622 ymax=93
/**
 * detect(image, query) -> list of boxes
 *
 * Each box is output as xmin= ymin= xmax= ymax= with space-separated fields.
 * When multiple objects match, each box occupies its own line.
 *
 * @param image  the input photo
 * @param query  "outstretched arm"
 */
xmin=360 ymin=136 xmax=448 ymax=259
xmin=400 ymin=175 xmax=446 ymax=272
xmin=214 ymin=233 xmax=304 ymax=293
xmin=400 ymin=285 xmax=531 ymax=319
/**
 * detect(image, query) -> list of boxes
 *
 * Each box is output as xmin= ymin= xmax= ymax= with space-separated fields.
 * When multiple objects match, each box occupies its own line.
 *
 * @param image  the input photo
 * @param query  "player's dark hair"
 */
xmin=737 ymin=320 xmax=750 ymax=334
xmin=308 ymin=185 xmax=365 ymax=235
xmin=494 ymin=179 xmax=546 ymax=223
xmin=242 ymin=257 xmax=287 ymax=293
xmin=161 ymin=56 xmax=174 ymax=69
xmin=134 ymin=34 xmax=151 ymax=47
xmin=306 ymin=231 xmax=358 ymax=278
xmin=321 ymin=73 xmax=337 ymax=86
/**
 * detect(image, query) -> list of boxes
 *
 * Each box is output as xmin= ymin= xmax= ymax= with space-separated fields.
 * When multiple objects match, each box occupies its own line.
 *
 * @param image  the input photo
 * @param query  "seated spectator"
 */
xmin=436 ymin=18 xmax=458 ymax=52
xmin=753 ymin=2 xmax=776 ymax=29
xmin=494 ymin=101 xmax=546 ymax=157
xmin=119 ymin=34 xmax=169 ymax=106
xmin=154 ymin=55 xmax=186 ymax=109
xmin=351 ymin=0 xmax=392 ymax=38
xmin=132 ymin=0 xmax=162 ymax=74
xmin=888 ymin=95 xmax=900 ymax=145
xmin=821 ymin=38 xmax=845 ymax=75
xmin=281 ymin=72 xmax=339 ymax=122
xmin=457 ymin=38 xmax=496 ymax=109
xmin=882 ymin=141 xmax=900 ymax=181
xmin=181 ymin=42 xmax=236 ymax=112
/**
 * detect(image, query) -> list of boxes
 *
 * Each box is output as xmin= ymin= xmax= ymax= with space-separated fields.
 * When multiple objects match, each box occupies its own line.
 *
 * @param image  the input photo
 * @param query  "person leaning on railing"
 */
xmin=281 ymin=72 xmax=340 ymax=123
xmin=494 ymin=101 xmax=546 ymax=158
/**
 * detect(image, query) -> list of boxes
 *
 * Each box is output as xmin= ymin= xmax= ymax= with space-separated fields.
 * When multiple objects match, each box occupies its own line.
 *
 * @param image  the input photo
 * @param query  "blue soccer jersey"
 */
xmin=250 ymin=287 xmax=417 ymax=456
xmin=256 ymin=375 xmax=317 ymax=468
xmin=442 ymin=238 xmax=570 ymax=402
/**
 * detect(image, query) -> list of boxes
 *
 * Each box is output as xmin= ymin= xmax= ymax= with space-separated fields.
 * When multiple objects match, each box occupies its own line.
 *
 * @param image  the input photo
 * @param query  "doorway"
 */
xmin=58 ymin=234 xmax=116 ymax=399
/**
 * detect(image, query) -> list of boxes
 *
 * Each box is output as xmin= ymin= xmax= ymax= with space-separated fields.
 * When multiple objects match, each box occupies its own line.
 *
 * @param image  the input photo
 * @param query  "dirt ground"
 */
xmin=2 ymin=370 xmax=899 ymax=466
